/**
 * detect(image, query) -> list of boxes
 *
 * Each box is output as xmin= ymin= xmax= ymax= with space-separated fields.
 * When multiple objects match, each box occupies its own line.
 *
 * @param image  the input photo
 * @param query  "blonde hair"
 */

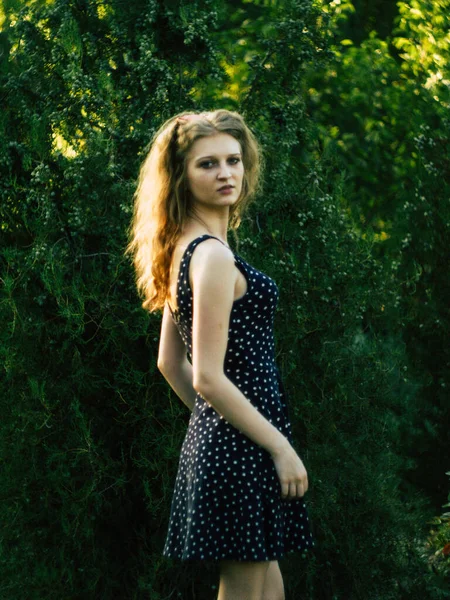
xmin=124 ymin=109 xmax=264 ymax=314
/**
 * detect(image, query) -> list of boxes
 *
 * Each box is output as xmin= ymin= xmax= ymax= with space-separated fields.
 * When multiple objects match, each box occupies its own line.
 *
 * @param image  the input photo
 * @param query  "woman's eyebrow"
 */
xmin=196 ymin=152 xmax=242 ymax=160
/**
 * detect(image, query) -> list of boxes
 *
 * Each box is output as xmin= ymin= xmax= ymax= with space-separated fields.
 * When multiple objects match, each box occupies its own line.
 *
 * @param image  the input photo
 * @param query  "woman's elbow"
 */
xmin=193 ymin=370 xmax=223 ymax=394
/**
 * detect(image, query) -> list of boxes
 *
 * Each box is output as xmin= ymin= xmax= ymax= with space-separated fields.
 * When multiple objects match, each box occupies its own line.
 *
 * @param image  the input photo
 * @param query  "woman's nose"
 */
xmin=218 ymin=163 xmax=231 ymax=177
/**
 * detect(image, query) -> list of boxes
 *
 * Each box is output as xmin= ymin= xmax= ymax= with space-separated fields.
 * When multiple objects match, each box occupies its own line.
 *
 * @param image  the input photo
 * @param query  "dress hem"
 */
xmin=162 ymin=541 xmax=316 ymax=563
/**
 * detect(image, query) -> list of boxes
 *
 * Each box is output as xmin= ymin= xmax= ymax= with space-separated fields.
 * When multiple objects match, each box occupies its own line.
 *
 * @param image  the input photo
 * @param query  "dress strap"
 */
xmin=190 ymin=234 xmax=230 ymax=250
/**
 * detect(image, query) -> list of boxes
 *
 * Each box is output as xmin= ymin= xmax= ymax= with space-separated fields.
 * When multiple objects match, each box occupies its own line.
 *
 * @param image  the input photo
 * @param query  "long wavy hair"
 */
xmin=124 ymin=109 xmax=264 ymax=314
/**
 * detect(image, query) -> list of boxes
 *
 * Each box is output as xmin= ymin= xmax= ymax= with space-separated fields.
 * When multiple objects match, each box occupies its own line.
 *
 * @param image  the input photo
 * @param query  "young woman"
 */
xmin=126 ymin=109 xmax=315 ymax=600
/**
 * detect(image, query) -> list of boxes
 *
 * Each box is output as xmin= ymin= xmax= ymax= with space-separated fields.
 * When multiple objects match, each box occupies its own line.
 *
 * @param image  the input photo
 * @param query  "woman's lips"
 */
xmin=218 ymin=185 xmax=234 ymax=193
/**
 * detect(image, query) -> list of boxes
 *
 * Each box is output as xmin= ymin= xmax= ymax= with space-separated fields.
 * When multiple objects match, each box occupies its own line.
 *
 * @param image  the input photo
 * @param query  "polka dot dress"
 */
xmin=163 ymin=234 xmax=315 ymax=562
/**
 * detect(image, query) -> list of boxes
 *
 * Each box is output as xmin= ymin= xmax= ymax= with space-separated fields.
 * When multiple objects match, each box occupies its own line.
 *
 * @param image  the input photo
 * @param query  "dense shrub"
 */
xmin=0 ymin=0 xmax=447 ymax=597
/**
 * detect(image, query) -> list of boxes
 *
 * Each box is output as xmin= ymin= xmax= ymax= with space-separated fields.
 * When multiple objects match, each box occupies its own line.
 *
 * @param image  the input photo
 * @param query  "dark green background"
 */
xmin=1 ymin=0 xmax=449 ymax=597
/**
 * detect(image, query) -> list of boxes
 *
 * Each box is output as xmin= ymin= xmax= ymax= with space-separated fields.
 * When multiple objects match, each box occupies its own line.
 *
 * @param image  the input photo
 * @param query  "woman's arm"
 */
xmin=159 ymin=359 xmax=197 ymax=412
xmin=190 ymin=239 xmax=290 ymax=458
xmin=196 ymin=374 xmax=289 ymax=457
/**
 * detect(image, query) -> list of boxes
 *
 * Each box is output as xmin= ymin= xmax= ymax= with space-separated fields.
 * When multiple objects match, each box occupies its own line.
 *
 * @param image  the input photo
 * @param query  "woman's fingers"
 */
xmin=282 ymin=480 xmax=305 ymax=499
xmin=272 ymin=444 xmax=309 ymax=499
xmin=288 ymin=477 xmax=309 ymax=499
xmin=289 ymin=482 xmax=297 ymax=498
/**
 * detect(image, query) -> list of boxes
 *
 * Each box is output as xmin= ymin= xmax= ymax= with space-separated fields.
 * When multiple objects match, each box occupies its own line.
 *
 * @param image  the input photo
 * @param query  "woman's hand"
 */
xmin=271 ymin=441 xmax=309 ymax=500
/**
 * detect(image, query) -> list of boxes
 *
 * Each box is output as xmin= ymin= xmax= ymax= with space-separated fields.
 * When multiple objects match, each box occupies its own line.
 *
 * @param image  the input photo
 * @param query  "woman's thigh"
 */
xmin=262 ymin=560 xmax=285 ymax=600
xmin=218 ymin=559 xmax=270 ymax=600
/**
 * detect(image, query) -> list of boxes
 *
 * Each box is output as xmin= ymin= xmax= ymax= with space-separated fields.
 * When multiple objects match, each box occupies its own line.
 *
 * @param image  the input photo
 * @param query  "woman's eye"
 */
xmin=199 ymin=158 xmax=240 ymax=169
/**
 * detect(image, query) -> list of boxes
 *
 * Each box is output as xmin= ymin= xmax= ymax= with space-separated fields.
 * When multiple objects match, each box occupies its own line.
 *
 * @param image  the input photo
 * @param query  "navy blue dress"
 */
xmin=163 ymin=234 xmax=315 ymax=562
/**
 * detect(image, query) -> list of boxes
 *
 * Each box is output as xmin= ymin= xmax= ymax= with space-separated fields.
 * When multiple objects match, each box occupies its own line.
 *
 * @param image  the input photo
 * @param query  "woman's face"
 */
xmin=185 ymin=133 xmax=244 ymax=207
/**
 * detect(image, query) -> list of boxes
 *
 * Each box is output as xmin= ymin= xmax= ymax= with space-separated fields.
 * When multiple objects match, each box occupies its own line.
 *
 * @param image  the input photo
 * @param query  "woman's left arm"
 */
xmin=157 ymin=302 xmax=197 ymax=411
xmin=159 ymin=359 xmax=197 ymax=412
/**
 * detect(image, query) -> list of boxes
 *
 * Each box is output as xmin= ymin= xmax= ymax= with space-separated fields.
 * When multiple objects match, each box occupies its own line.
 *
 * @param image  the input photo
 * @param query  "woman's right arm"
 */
xmin=190 ymin=240 xmax=308 ymax=499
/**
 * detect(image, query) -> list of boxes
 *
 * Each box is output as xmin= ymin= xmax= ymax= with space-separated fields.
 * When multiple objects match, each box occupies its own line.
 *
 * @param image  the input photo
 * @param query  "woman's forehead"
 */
xmin=188 ymin=133 xmax=241 ymax=160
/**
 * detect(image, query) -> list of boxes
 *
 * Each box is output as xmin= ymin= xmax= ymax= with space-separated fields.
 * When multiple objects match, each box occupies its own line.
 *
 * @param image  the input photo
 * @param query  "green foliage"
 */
xmin=305 ymin=1 xmax=450 ymax=596
xmin=390 ymin=111 xmax=450 ymax=525
xmin=421 ymin=471 xmax=450 ymax=580
xmin=0 ymin=0 xmax=232 ymax=597
xmin=393 ymin=0 xmax=450 ymax=90
xmin=1 ymin=0 xmax=449 ymax=598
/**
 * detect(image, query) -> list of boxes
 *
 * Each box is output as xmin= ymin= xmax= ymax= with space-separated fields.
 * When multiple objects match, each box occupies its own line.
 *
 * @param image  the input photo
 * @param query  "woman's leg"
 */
xmin=218 ymin=559 xmax=270 ymax=600
xmin=262 ymin=561 xmax=285 ymax=600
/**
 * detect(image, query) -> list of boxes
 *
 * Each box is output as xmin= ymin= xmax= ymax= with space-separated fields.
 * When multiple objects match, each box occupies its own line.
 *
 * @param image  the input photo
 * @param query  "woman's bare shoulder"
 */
xmin=189 ymin=238 xmax=235 ymax=288
xmin=190 ymin=236 xmax=234 ymax=263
